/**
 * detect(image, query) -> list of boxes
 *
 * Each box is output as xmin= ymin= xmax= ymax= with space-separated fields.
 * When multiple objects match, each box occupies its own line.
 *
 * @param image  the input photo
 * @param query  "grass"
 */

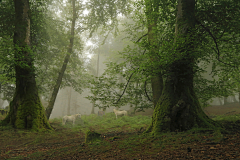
xmin=212 ymin=114 xmax=240 ymax=122
xmin=0 ymin=112 xmax=240 ymax=159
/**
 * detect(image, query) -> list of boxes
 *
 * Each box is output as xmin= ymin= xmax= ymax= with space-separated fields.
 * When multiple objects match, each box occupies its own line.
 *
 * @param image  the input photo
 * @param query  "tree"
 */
xmin=145 ymin=0 xmax=240 ymax=134
xmin=45 ymin=0 xmax=78 ymax=119
xmin=88 ymin=0 xmax=240 ymax=134
xmin=1 ymin=0 xmax=52 ymax=131
xmin=85 ymin=28 xmax=154 ymax=111
xmin=145 ymin=0 xmax=163 ymax=109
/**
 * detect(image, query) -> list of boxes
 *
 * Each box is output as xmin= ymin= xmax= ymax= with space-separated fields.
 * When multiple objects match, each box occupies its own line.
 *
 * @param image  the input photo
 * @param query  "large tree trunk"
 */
xmin=45 ymin=0 xmax=77 ymax=119
xmin=1 ymin=0 xmax=52 ymax=131
xmin=145 ymin=0 xmax=221 ymax=134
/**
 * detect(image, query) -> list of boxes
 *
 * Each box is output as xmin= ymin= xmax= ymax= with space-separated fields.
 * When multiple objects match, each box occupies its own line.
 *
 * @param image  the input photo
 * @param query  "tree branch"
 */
xmin=136 ymin=33 xmax=148 ymax=43
xmin=113 ymin=71 xmax=135 ymax=104
xmin=196 ymin=20 xmax=236 ymax=68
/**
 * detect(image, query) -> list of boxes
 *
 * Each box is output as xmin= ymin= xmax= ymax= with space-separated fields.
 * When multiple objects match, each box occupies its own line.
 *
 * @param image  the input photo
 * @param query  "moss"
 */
xmin=2 ymin=82 xmax=53 ymax=131
xmin=85 ymin=130 xmax=102 ymax=144
xmin=109 ymin=136 xmax=120 ymax=141
xmin=146 ymin=76 xmax=223 ymax=136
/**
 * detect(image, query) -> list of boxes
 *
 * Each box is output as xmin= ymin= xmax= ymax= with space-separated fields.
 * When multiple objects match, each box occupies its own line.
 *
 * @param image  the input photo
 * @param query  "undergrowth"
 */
xmin=0 ymin=112 xmax=240 ymax=159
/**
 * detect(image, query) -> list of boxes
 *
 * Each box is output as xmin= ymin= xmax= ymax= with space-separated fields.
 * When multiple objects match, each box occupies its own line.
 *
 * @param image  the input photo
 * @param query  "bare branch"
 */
xmin=196 ymin=20 xmax=236 ymax=68
xmin=142 ymin=49 xmax=146 ymax=55
xmin=136 ymin=33 xmax=148 ymax=43
xmin=113 ymin=71 xmax=135 ymax=104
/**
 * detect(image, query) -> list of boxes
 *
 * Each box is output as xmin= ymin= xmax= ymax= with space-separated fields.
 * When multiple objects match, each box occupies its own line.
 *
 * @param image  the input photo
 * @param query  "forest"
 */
xmin=0 ymin=0 xmax=240 ymax=159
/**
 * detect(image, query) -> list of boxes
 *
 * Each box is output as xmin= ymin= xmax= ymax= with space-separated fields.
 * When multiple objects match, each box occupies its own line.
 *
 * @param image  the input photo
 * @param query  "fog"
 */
xmin=1 ymin=0 xmax=240 ymax=159
xmin=50 ymin=87 xmax=131 ymax=119
xmin=50 ymin=52 xmax=131 ymax=119
xmin=50 ymin=48 xmax=239 ymax=119
xmin=0 ymin=0 xmax=239 ymax=120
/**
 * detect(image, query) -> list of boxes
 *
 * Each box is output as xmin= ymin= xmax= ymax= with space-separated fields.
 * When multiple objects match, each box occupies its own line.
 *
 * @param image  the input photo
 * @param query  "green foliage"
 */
xmin=1 ymin=0 xmax=240 ymax=131
xmin=32 ymin=0 xmax=88 ymax=100
xmin=212 ymin=114 xmax=240 ymax=122
xmin=85 ymin=130 xmax=102 ymax=144
xmin=60 ymin=112 xmax=151 ymax=134
xmin=1 ymin=112 xmax=240 ymax=159
xmin=0 ymin=0 xmax=90 ymax=104
xmin=86 ymin=68 xmax=153 ymax=110
xmin=86 ymin=0 xmax=131 ymax=38
xmin=0 ymin=1 xmax=15 ymax=103
xmin=86 ymin=0 xmax=240 ymax=111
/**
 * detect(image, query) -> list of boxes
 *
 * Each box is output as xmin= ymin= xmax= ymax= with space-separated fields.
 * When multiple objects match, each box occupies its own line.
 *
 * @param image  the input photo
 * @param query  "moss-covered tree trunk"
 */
xmin=146 ymin=0 xmax=221 ymax=135
xmin=45 ymin=0 xmax=77 ymax=119
xmin=2 ymin=0 xmax=52 ymax=131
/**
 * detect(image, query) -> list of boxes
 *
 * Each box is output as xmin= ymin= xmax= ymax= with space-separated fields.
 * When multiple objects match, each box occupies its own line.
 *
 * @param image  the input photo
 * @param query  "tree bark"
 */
xmin=1 ymin=0 xmax=52 ymax=131
xmin=45 ymin=0 xmax=77 ymax=119
xmin=145 ymin=0 xmax=221 ymax=134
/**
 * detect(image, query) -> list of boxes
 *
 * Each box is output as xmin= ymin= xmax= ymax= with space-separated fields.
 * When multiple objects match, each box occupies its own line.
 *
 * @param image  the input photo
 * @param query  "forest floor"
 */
xmin=0 ymin=104 xmax=240 ymax=160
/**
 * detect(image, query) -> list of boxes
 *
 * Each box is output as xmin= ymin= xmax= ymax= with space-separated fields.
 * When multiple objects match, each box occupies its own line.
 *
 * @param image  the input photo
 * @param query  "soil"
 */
xmin=1 ymin=122 xmax=240 ymax=160
xmin=0 ymin=104 xmax=240 ymax=160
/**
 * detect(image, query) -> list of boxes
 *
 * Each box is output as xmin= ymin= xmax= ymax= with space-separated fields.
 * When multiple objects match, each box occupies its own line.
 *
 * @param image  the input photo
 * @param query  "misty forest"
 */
xmin=0 ymin=0 xmax=240 ymax=159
